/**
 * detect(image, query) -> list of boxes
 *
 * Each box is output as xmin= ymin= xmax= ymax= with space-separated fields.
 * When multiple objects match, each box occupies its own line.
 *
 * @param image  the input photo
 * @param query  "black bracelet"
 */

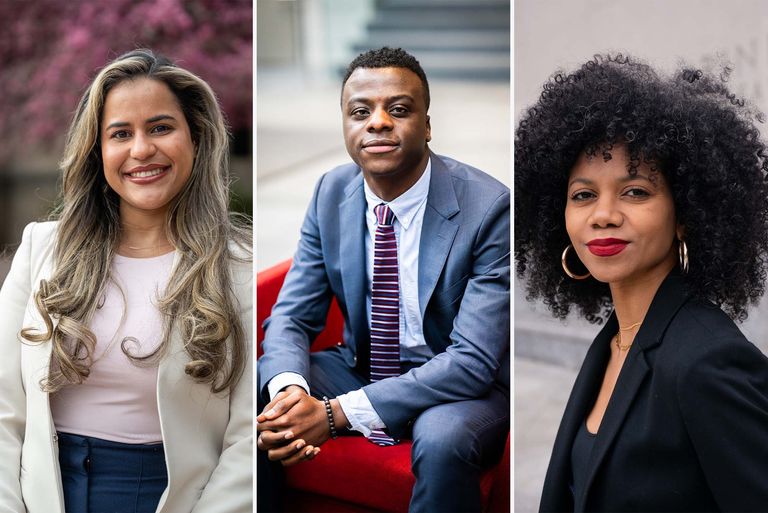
xmin=322 ymin=396 xmax=338 ymax=440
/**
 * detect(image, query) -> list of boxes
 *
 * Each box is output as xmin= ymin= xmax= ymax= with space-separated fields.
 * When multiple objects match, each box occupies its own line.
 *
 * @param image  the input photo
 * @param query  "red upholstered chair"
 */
xmin=257 ymin=259 xmax=511 ymax=513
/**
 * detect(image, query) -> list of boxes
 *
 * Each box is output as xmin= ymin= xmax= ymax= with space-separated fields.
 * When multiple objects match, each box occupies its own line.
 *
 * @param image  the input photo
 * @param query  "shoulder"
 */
xmin=666 ymin=299 xmax=752 ymax=353
xmin=317 ymin=162 xmax=363 ymax=193
xmin=18 ymin=221 xmax=58 ymax=270
xmin=21 ymin=220 xmax=57 ymax=247
xmin=662 ymin=298 xmax=767 ymax=386
xmin=432 ymin=154 xmax=509 ymax=221
xmin=433 ymin=154 xmax=509 ymax=196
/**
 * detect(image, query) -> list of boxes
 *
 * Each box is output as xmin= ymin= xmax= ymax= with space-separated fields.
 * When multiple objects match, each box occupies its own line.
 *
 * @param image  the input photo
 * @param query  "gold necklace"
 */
xmin=614 ymin=321 xmax=642 ymax=351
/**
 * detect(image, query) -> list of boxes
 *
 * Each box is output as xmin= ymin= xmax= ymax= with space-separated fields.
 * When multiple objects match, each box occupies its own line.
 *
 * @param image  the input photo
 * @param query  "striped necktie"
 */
xmin=368 ymin=203 xmax=400 ymax=446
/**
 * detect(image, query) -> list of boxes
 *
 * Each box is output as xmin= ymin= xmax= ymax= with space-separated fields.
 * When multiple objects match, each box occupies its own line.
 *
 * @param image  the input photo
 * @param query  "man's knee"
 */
xmin=411 ymin=406 xmax=479 ymax=467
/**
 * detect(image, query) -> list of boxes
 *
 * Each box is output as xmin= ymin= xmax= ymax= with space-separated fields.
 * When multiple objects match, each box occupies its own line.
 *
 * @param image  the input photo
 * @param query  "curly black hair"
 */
xmin=342 ymin=46 xmax=430 ymax=109
xmin=515 ymin=54 xmax=768 ymax=323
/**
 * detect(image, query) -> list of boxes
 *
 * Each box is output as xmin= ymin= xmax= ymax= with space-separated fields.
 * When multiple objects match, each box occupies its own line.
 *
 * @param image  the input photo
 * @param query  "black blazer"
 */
xmin=540 ymin=273 xmax=768 ymax=512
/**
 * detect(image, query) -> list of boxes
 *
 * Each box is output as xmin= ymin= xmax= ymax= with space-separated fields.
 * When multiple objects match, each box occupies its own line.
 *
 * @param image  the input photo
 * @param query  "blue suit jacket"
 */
xmin=258 ymin=153 xmax=510 ymax=439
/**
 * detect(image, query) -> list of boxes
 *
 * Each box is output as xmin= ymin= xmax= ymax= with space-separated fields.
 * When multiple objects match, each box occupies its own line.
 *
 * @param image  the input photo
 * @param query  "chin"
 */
xmin=583 ymin=264 xmax=632 ymax=285
xmin=361 ymin=164 xmax=401 ymax=177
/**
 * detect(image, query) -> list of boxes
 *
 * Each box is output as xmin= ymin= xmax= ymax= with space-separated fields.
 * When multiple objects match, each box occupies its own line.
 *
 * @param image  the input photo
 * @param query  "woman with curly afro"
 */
xmin=515 ymin=54 xmax=768 ymax=512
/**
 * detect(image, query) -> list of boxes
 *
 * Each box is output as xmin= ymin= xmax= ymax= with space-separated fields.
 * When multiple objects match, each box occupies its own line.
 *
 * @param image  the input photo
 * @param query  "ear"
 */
xmin=425 ymin=114 xmax=431 ymax=143
xmin=676 ymin=224 xmax=685 ymax=240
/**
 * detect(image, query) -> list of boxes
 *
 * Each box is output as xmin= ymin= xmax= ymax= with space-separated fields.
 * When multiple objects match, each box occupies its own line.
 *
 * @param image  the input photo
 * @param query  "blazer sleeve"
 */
xmin=364 ymin=189 xmax=510 ymax=438
xmin=191 ymin=260 xmax=253 ymax=513
xmin=677 ymin=337 xmax=768 ymax=510
xmin=0 ymin=223 xmax=35 ymax=513
xmin=257 ymin=174 xmax=333 ymax=395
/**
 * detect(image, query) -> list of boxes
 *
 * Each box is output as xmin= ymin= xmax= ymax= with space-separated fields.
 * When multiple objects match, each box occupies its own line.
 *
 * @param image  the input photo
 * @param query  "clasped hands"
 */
xmin=256 ymin=385 xmax=349 ymax=466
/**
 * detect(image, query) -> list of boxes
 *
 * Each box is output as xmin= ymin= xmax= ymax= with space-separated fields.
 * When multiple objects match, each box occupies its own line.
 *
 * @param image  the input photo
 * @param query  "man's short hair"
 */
xmin=342 ymin=47 xmax=430 ymax=110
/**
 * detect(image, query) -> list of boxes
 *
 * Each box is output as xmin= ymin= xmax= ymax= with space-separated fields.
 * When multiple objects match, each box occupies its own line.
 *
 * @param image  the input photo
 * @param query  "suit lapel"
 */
xmin=541 ymin=317 xmax=613 ymax=512
xmin=418 ymin=155 xmax=460 ymax=317
xmin=339 ymin=174 xmax=370 ymax=359
xmin=577 ymin=342 xmax=649 ymax=510
xmin=578 ymin=272 xmax=690 ymax=510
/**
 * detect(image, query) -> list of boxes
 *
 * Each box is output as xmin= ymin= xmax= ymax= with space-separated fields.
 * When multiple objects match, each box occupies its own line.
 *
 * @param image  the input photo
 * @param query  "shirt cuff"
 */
xmin=266 ymin=372 xmax=310 ymax=401
xmin=336 ymin=389 xmax=386 ymax=437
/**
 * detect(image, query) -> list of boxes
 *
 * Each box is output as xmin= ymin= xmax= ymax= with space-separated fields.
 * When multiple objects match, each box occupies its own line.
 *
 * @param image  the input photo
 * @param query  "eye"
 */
xmin=390 ymin=106 xmax=409 ymax=116
xmin=110 ymin=129 xmax=131 ymax=140
xmin=570 ymin=190 xmax=595 ymax=201
xmin=150 ymin=124 xmax=172 ymax=134
xmin=623 ymin=187 xmax=650 ymax=198
xmin=351 ymin=108 xmax=369 ymax=119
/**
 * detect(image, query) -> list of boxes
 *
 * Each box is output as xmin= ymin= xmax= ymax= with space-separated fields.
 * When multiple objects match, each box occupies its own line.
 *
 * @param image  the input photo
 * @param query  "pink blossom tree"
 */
xmin=0 ymin=0 xmax=252 ymax=157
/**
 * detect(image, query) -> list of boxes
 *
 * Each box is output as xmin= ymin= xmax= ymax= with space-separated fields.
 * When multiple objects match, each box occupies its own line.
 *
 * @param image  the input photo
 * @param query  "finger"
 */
xmin=258 ymin=430 xmax=294 ymax=449
xmin=256 ymin=391 xmax=285 ymax=423
xmin=281 ymin=445 xmax=318 ymax=467
xmin=260 ymin=391 xmax=303 ymax=421
xmin=268 ymin=439 xmax=307 ymax=462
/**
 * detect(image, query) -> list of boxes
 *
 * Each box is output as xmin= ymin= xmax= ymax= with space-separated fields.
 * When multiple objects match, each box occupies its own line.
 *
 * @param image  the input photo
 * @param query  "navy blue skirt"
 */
xmin=58 ymin=432 xmax=167 ymax=513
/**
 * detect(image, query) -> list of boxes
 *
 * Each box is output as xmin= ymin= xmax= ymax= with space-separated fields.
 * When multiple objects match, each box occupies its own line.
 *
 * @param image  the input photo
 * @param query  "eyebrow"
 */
xmin=104 ymin=114 xmax=177 ymax=131
xmin=345 ymin=94 xmax=415 ymax=106
xmin=568 ymin=174 xmax=654 ymax=187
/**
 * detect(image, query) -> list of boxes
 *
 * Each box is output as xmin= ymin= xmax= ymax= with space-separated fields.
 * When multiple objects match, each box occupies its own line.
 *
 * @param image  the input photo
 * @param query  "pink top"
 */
xmin=51 ymin=251 xmax=175 ymax=444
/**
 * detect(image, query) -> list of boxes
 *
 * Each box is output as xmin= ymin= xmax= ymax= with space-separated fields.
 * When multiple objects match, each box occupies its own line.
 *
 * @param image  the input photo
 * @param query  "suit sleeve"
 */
xmin=191 ymin=261 xmax=253 ymax=513
xmin=677 ymin=338 xmax=768 ymax=510
xmin=0 ymin=223 xmax=35 ymax=513
xmin=257 ymin=174 xmax=333 ymax=396
xmin=364 ymin=189 xmax=510 ymax=438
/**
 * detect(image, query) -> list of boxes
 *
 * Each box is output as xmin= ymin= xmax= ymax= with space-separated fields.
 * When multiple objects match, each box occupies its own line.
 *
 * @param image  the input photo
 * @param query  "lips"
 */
xmin=586 ymin=238 xmax=629 ymax=257
xmin=362 ymin=139 xmax=398 ymax=154
xmin=123 ymin=164 xmax=171 ymax=184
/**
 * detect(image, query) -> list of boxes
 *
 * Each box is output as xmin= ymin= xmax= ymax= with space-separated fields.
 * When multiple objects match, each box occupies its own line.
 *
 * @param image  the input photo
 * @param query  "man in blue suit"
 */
xmin=257 ymin=47 xmax=509 ymax=512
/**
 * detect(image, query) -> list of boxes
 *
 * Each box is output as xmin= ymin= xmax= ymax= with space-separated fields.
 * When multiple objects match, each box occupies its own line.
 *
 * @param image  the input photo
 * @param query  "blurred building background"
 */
xmin=0 ymin=0 xmax=252 ymax=286
xmin=257 ymin=0 xmax=510 ymax=270
xmin=515 ymin=1 xmax=768 ymax=510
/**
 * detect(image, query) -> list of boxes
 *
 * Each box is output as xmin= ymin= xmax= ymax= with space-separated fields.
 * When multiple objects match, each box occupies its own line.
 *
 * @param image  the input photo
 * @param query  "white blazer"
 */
xmin=0 ymin=222 xmax=253 ymax=513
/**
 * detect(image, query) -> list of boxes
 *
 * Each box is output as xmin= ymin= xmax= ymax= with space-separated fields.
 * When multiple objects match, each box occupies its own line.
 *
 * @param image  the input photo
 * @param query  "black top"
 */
xmin=540 ymin=272 xmax=768 ymax=512
xmin=570 ymin=420 xmax=597 ymax=505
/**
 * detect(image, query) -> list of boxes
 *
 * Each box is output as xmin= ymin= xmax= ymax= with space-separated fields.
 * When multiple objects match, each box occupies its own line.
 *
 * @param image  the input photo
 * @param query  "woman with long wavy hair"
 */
xmin=0 ymin=49 xmax=252 ymax=513
xmin=516 ymin=54 xmax=768 ymax=511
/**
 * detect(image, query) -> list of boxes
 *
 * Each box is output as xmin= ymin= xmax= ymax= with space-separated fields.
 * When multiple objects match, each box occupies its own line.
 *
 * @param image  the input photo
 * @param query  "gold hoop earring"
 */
xmin=678 ymin=239 xmax=689 ymax=274
xmin=561 ymin=244 xmax=591 ymax=280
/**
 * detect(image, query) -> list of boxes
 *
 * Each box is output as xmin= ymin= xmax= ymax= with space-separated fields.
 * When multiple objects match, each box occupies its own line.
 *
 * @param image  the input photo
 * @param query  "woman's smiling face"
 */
xmin=565 ymin=146 xmax=680 ymax=287
xmin=100 ymin=77 xmax=195 ymax=220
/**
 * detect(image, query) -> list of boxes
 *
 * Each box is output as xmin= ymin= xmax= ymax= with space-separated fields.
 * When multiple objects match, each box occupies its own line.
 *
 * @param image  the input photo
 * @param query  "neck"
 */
xmin=609 ymin=258 xmax=676 ymax=343
xmin=118 ymin=203 xmax=173 ymax=257
xmin=363 ymin=151 xmax=429 ymax=202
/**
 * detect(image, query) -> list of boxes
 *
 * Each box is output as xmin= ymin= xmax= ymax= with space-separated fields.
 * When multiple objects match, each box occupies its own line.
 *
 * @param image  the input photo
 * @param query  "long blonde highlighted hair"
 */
xmin=21 ymin=49 xmax=251 ymax=393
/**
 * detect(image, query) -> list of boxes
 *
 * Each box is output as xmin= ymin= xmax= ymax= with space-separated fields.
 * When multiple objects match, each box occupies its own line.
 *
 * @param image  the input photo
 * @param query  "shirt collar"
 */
xmin=363 ymin=157 xmax=431 ymax=230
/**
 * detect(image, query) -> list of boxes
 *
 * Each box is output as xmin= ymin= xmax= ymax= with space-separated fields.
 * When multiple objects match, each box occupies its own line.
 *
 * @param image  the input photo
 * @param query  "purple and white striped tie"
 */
xmin=368 ymin=203 xmax=400 ymax=446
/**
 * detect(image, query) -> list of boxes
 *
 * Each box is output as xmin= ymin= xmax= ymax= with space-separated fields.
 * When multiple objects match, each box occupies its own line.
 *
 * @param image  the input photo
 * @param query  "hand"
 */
xmin=257 ymin=429 xmax=321 ymax=466
xmin=257 ymin=386 xmax=334 ymax=466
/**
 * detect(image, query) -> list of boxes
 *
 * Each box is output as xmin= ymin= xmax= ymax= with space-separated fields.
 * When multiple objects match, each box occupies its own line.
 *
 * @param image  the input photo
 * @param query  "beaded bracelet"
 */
xmin=322 ymin=396 xmax=338 ymax=439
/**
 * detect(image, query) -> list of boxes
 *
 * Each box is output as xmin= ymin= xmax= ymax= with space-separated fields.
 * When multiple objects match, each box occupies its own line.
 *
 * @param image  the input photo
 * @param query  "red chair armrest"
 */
xmin=257 ymin=259 xmax=345 ymax=357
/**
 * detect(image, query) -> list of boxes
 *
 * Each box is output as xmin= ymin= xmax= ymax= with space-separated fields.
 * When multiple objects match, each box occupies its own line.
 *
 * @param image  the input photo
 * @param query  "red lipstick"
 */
xmin=586 ymin=238 xmax=629 ymax=257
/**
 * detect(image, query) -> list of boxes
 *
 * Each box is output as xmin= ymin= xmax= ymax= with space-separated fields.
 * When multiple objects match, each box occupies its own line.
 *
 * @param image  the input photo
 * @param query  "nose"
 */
xmin=129 ymin=132 xmax=157 ymax=160
xmin=588 ymin=195 xmax=623 ymax=228
xmin=367 ymin=107 xmax=393 ymax=132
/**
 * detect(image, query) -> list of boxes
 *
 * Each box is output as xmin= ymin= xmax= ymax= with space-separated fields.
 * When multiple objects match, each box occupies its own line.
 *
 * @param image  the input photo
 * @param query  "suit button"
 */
xmin=353 ymin=355 xmax=357 ymax=363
